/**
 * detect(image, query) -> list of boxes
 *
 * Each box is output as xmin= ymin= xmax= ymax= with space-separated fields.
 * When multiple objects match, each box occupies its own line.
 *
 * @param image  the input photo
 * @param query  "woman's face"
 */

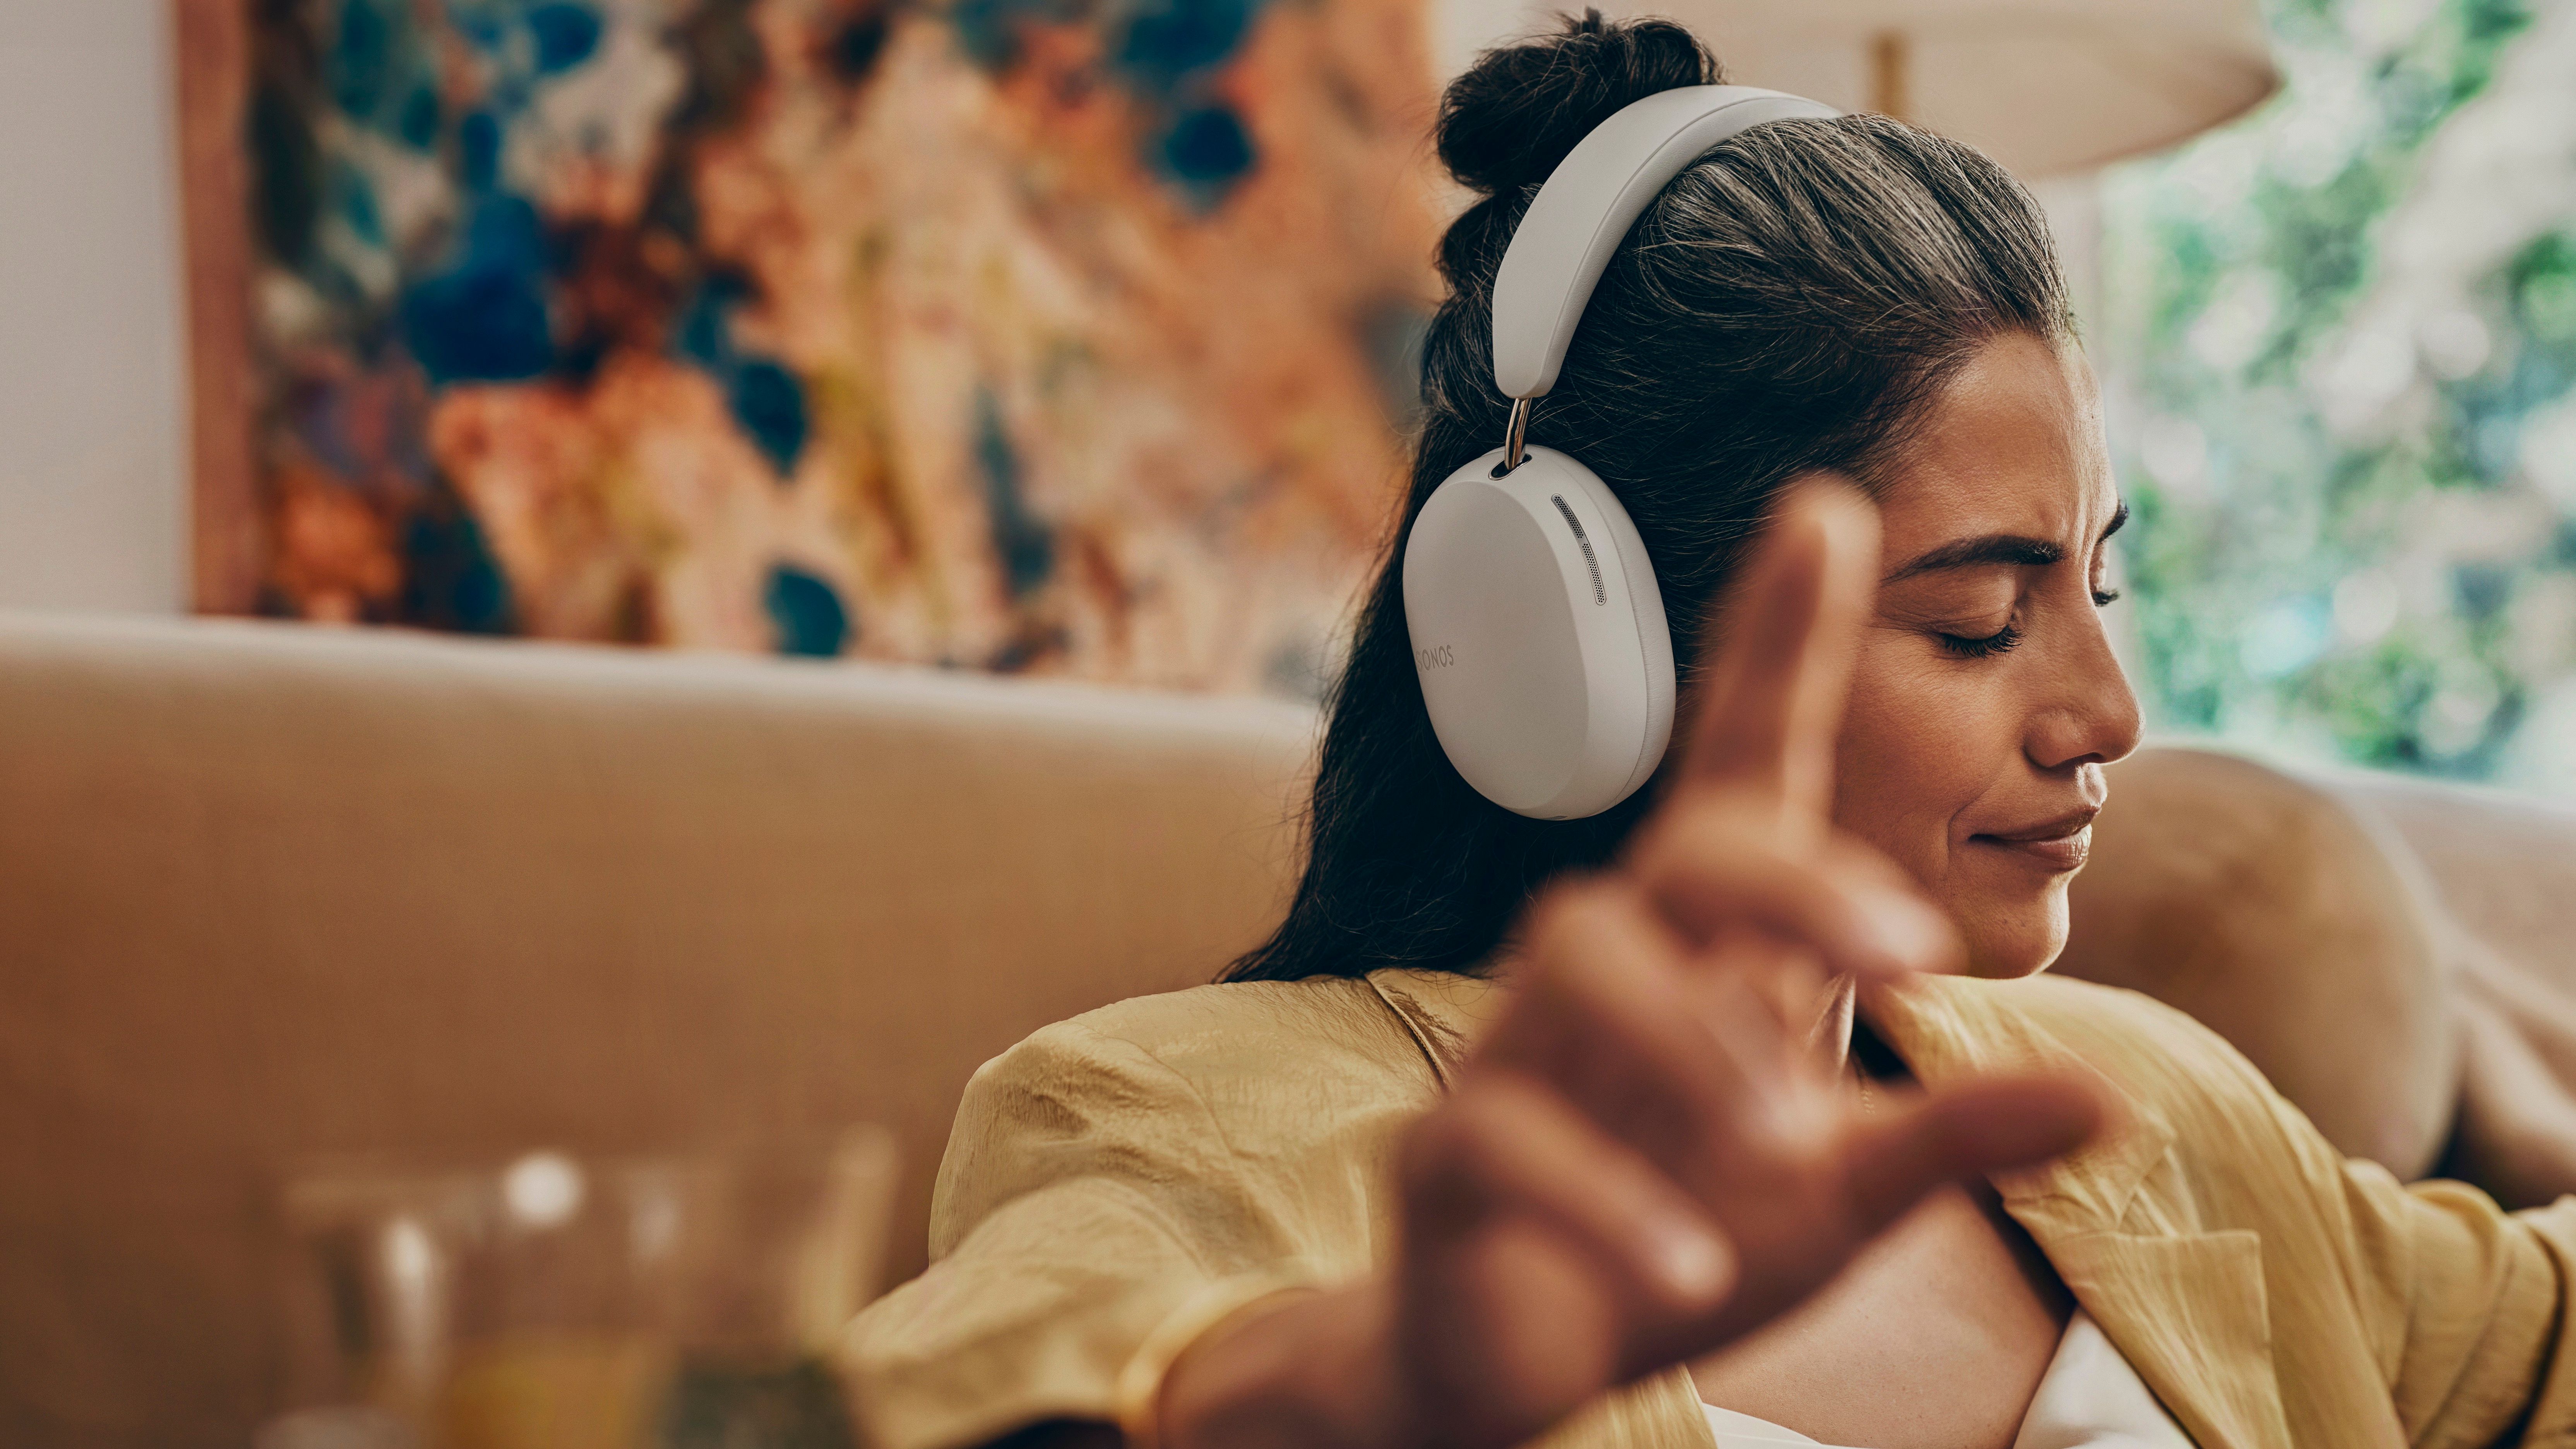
xmin=1829 ymin=331 xmax=2141 ymax=976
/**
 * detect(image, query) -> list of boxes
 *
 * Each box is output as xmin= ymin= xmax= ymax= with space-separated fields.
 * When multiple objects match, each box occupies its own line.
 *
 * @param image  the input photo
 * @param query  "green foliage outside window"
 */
xmin=2098 ymin=0 xmax=2576 ymax=789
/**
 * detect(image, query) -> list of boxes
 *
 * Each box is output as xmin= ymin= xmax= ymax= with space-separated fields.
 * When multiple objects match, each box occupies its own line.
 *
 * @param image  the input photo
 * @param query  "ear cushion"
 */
xmin=1402 ymin=445 xmax=1675 ymax=819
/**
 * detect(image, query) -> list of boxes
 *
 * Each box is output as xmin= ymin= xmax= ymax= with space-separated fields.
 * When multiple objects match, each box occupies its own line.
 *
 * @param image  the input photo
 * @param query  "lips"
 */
xmin=1968 ymin=806 xmax=2101 ymax=873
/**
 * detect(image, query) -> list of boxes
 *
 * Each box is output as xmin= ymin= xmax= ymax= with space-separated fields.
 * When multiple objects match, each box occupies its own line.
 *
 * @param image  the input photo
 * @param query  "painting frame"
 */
xmin=176 ymin=0 xmax=263 ymax=615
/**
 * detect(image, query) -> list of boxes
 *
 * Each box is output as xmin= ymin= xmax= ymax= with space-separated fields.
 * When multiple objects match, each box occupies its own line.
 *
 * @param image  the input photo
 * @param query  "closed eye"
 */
xmin=2089 ymin=504 xmax=2128 ymax=609
xmin=1939 ymin=622 xmax=2024 ymax=658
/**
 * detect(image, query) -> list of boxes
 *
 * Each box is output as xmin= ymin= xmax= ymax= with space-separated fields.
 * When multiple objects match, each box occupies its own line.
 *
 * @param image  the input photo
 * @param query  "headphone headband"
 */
xmin=1490 ymin=85 xmax=1841 ymax=401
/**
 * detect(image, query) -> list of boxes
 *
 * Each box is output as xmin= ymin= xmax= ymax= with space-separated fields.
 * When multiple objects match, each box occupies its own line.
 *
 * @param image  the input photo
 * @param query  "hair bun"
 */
xmin=1437 ymin=10 xmax=1720 ymax=198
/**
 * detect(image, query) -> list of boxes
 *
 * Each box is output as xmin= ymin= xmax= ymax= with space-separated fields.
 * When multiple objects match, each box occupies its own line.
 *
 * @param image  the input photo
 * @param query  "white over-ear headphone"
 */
xmin=1403 ymin=85 xmax=1840 ymax=820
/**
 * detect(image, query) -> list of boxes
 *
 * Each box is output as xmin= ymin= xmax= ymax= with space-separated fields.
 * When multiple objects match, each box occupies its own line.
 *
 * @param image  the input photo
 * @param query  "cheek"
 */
xmin=1831 ymin=642 xmax=2014 ymax=884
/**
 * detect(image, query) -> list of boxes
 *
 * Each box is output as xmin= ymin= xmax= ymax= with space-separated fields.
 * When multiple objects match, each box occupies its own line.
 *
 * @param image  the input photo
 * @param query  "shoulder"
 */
xmin=1978 ymin=973 xmax=2301 ymax=1129
xmin=1899 ymin=972 xmax=2323 ymax=1170
xmin=943 ymin=973 xmax=1466 ymax=1181
xmin=1886 ymin=971 xmax=2399 ymax=1313
xmin=928 ymin=973 xmax=1470 ymax=1255
xmin=1893 ymin=970 xmax=2263 ymax=1081
xmin=1937 ymin=974 xmax=2372 ymax=1226
xmin=1992 ymin=972 xmax=2273 ymax=1083
xmin=998 ymin=971 xmax=1458 ymax=1095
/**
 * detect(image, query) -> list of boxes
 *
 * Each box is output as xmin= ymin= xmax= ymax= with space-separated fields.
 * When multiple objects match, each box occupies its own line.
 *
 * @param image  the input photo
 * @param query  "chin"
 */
xmin=1951 ymin=882 xmax=2072 ymax=979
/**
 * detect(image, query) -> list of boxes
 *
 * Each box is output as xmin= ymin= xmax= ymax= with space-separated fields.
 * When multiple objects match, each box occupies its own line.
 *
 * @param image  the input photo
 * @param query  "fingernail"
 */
xmin=1648 ymin=1220 xmax=1733 ymax=1305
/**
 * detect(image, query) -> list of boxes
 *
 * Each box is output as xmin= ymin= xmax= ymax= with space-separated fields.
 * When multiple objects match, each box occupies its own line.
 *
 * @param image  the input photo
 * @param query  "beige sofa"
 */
xmin=1 ymin=614 xmax=1314 ymax=1449
xmin=6 ymin=611 xmax=2575 ymax=1449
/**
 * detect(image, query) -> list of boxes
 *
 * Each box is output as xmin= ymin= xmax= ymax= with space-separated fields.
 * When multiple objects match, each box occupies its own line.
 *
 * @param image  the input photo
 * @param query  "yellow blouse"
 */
xmin=839 ymin=969 xmax=2576 ymax=1449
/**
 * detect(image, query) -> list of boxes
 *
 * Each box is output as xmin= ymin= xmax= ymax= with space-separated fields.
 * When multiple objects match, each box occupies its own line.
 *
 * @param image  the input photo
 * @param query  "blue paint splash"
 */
xmin=729 ymin=360 xmax=810 ymax=479
xmin=397 ymin=85 xmax=442 ymax=149
xmin=671 ymin=277 xmax=810 ymax=478
xmin=528 ymin=3 xmax=605 ymax=74
xmin=827 ymin=9 xmax=892 ymax=83
xmin=975 ymin=388 xmax=1054 ymax=596
xmin=381 ymin=5 xmax=633 ymax=387
xmin=403 ymin=503 xmax=515 ymax=634
xmin=951 ymin=0 xmax=1267 ymax=203
xmin=326 ymin=0 xmax=443 ymax=152
xmin=1159 ymin=105 xmax=1255 ymax=190
xmin=673 ymin=276 xmax=746 ymax=369
xmin=401 ymin=194 xmax=556 ymax=384
xmin=326 ymin=0 xmax=398 ymax=119
xmin=765 ymin=565 xmax=852 ymax=656
xmin=1116 ymin=0 xmax=1266 ymax=204
xmin=1116 ymin=0 xmax=1259 ymax=89
xmin=451 ymin=6 xmax=510 ymax=56
xmin=329 ymin=158 xmax=385 ymax=247
xmin=458 ymin=110 xmax=505 ymax=192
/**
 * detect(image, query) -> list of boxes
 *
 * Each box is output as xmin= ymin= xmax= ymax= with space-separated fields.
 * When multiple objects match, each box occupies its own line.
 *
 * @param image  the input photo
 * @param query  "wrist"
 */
xmin=1157 ymin=1279 xmax=1422 ymax=1449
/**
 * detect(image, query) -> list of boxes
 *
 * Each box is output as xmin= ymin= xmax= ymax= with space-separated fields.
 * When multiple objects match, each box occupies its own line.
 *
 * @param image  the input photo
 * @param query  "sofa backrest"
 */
xmin=24 ymin=611 xmax=2576 ymax=1449
xmin=0 ymin=614 xmax=1316 ymax=1449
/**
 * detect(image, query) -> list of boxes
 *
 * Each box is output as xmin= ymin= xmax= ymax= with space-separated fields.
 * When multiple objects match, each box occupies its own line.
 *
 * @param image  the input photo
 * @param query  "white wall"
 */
xmin=0 ymin=0 xmax=188 ymax=613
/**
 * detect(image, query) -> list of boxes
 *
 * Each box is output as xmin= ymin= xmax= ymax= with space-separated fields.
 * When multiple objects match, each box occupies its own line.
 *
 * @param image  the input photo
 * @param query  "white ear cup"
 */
xmin=1403 ymin=446 xmax=1675 ymax=819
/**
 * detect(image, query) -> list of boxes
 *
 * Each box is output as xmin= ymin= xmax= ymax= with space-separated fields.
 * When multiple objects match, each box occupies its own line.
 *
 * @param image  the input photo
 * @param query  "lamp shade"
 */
xmin=1504 ymin=0 xmax=2281 ymax=177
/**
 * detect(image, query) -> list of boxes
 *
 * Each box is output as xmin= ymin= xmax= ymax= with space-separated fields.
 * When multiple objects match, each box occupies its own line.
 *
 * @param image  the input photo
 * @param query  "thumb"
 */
xmin=1838 ymin=1072 xmax=2105 ymax=1232
xmin=1677 ymin=480 xmax=1879 ymax=822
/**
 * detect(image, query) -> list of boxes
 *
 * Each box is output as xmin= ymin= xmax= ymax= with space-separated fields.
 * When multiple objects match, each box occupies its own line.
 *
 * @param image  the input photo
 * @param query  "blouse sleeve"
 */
xmin=2339 ymin=1157 xmax=2576 ymax=1446
xmin=838 ymin=1017 xmax=1336 ymax=1449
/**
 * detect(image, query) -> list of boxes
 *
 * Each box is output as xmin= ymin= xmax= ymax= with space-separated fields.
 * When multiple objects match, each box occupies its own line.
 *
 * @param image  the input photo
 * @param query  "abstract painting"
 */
xmin=215 ymin=0 xmax=1444 ymax=693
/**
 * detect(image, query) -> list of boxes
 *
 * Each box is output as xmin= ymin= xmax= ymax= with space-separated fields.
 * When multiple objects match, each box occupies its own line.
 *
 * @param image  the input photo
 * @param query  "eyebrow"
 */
xmin=1882 ymin=500 xmax=2130 ymax=584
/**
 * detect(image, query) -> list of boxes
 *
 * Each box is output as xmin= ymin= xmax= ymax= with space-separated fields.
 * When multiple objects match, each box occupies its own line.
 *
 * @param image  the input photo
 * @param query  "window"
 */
xmin=2099 ymin=0 xmax=2576 ymax=787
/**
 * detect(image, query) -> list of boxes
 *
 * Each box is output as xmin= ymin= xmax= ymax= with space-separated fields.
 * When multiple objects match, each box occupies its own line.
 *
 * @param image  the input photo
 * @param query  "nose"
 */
xmin=2026 ymin=603 xmax=2142 ymax=774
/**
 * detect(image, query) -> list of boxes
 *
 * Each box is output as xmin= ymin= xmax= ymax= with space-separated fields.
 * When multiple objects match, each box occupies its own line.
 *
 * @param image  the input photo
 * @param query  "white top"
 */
xmin=1701 ymin=1311 xmax=2194 ymax=1449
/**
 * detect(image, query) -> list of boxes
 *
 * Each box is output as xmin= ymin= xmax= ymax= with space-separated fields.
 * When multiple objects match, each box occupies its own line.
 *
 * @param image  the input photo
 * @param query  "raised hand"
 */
xmin=1156 ymin=483 xmax=2102 ymax=1449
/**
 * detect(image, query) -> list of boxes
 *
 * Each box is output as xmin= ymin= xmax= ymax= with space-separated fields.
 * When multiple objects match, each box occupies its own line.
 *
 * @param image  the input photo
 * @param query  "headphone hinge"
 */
xmin=1497 ymin=397 xmax=1532 ymax=475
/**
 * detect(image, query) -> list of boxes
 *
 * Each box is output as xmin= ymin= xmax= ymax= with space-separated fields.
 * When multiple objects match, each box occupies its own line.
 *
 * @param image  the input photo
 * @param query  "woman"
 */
xmin=846 ymin=15 xmax=2576 ymax=1448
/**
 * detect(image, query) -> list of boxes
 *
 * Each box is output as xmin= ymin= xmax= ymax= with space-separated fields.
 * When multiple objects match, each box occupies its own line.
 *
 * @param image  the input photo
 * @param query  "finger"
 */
xmin=1492 ymin=881 xmax=1797 ymax=1159
xmin=1837 ymin=1071 xmax=2106 ymax=1233
xmin=1667 ymin=942 xmax=1850 ymax=1168
xmin=1404 ymin=1070 xmax=1738 ymax=1315
xmin=1678 ymin=480 xmax=1880 ymax=820
xmin=1506 ymin=883 xmax=1862 ymax=1213
xmin=1632 ymin=802 xmax=1959 ymax=980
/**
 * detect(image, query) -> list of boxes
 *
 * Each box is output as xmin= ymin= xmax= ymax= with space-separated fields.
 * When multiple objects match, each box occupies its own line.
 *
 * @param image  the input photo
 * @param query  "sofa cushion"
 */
xmin=2326 ymin=774 xmax=2576 ymax=1208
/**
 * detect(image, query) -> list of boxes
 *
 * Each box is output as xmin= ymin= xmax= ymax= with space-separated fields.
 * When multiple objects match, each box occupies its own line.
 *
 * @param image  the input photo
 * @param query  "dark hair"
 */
xmin=1226 ymin=12 xmax=2073 ymax=984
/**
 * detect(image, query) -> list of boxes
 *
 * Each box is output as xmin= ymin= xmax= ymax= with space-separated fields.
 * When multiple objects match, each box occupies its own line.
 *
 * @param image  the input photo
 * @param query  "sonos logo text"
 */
xmin=1415 ymin=644 xmax=1456 ymax=671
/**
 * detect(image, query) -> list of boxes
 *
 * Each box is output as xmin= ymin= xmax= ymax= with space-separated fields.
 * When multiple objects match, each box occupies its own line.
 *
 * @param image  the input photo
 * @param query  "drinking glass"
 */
xmin=261 ymin=1129 xmax=897 ymax=1449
